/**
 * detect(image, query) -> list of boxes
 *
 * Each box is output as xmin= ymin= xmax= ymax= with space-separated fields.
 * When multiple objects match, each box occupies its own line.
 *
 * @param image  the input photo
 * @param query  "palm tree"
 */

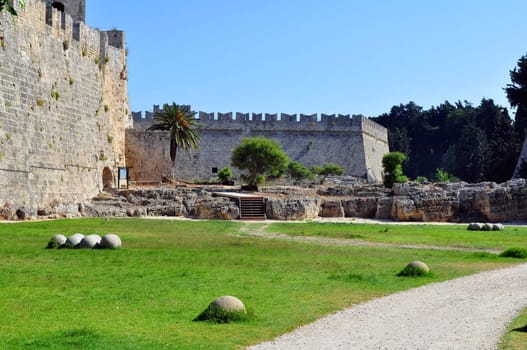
xmin=147 ymin=102 xmax=200 ymax=181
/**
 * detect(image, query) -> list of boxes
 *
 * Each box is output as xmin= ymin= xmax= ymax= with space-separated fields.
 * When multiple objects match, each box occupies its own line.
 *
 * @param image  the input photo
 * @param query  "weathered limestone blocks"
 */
xmin=319 ymin=200 xmax=345 ymax=217
xmin=341 ymin=197 xmax=378 ymax=218
xmin=192 ymin=195 xmax=240 ymax=220
xmin=265 ymin=197 xmax=321 ymax=220
xmin=12 ymin=178 xmax=527 ymax=223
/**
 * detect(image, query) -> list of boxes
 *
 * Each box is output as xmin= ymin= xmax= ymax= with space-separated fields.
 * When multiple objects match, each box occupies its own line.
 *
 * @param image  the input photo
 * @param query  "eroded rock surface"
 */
xmin=3 ymin=179 xmax=527 ymax=222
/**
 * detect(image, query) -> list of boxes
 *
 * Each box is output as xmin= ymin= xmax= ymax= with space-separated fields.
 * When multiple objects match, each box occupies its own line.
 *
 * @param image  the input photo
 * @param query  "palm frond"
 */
xmin=146 ymin=102 xmax=200 ymax=162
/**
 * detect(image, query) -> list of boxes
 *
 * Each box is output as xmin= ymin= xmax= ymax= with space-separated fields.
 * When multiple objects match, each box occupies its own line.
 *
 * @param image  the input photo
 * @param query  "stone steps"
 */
xmin=239 ymin=197 xmax=266 ymax=220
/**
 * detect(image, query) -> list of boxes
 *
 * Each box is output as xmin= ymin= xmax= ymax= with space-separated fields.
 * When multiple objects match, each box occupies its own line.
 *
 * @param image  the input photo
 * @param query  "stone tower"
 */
xmin=46 ymin=0 xmax=85 ymax=22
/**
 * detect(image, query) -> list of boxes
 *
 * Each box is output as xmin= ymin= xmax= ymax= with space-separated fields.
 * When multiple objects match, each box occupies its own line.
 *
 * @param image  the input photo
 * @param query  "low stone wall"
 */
xmin=3 ymin=179 xmax=527 ymax=222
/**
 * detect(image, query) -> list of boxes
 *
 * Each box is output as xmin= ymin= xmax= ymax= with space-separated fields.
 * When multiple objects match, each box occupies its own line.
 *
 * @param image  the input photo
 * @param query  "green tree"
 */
xmin=505 ymin=54 xmax=527 ymax=140
xmin=231 ymin=137 xmax=289 ymax=186
xmin=445 ymin=123 xmax=489 ymax=183
xmin=287 ymin=161 xmax=314 ymax=184
xmin=311 ymin=163 xmax=344 ymax=184
xmin=146 ymin=102 xmax=200 ymax=179
xmin=382 ymin=152 xmax=408 ymax=188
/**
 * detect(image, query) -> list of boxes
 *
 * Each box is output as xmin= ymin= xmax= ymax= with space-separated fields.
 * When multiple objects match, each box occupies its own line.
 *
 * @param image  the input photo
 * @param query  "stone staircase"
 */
xmin=239 ymin=197 xmax=266 ymax=220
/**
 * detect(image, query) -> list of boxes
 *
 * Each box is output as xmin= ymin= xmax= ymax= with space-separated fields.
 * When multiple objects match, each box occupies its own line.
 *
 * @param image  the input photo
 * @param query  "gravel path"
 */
xmin=249 ymin=263 xmax=527 ymax=350
xmin=239 ymin=222 xmax=501 ymax=254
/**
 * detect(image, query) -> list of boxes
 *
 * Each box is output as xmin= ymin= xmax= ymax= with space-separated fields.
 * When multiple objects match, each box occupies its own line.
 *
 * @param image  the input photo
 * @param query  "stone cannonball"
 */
xmin=210 ymin=296 xmax=247 ymax=313
xmin=492 ymin=223 xmax=504 ymax=231
xmin=407 ymin=260 xmax=430 ymax=274
xmin=66 ymin=233 xmax=85 ymax=248
xmin=99 ymin=234 xmax=122 ymax=249
xmin=467 ymin=223 xmax=478 ymax=231
xmin=78 ymin=234 xmax=102 ymax=249
xmin=482 ymin=223 xmax=492 ymax=231
xmin=52 ymin=234 xmax=67 ymax=246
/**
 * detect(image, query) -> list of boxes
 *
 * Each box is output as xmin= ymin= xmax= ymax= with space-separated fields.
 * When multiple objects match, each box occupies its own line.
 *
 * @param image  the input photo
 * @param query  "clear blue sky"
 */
xmin=87 ymin=1 xmax=527 ymax=117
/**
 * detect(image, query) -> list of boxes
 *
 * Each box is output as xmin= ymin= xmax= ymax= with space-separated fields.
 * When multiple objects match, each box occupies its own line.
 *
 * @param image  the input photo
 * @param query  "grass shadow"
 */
xmin=8 ymin=328 xmax=159 ymax=350
xmin=512 ymin=324 xmax=527 ymax=333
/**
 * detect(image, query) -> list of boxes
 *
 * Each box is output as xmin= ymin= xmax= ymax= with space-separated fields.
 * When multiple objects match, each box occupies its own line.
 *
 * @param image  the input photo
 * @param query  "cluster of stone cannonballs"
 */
xmin=48 ymin=233 xmax=122 ymax=249
xmin=467 ymin=223 xmax=505 ymax=231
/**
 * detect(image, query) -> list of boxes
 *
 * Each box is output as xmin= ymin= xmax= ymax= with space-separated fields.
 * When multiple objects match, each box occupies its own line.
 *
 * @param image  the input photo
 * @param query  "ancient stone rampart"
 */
xmin=126 ymin=107 xmax=389 ymax=183
xmin=0 ymin=0 xmax=130 ymax=215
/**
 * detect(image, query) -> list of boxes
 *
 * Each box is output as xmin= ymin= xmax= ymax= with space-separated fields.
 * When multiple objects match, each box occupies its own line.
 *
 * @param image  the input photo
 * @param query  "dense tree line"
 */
xmin=372 ymin=99 xmax=520 ymax=183
xmin=371 ymin=53 xmax=527 ymax=183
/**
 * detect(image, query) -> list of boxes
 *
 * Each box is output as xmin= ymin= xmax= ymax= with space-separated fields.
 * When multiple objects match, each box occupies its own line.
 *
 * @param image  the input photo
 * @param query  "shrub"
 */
xmin=382 ymin=152 xmax=408 ymax=188
xmin=287 ymin=161 xmax=315 ymax=184
xmin=415 ymin=176 xmax=428 ymax=184
xmin=499 ymin=247 xmax=527 ymax=259
xmin=311 ymin=163 xmax=344 ymax=184
xmin=217 ymin=166 xmax=233 ymax=183
xmin=435 ymin=168 xmax=450 ymax=182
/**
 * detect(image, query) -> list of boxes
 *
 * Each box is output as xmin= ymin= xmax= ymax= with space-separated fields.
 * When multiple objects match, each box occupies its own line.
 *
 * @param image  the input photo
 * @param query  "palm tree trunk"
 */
xmin=170 ymin=139 xmax=177 ymax=182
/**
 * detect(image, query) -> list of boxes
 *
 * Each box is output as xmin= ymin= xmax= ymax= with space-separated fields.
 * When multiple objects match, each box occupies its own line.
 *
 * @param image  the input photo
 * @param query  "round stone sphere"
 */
xmin=99 ymin=234 xmax=122 ymax=249
xmin=407 ymin=260 xmax=430 ymax=274
xmin=492 ymin=223 xmax=504 ymax=231
xmin=66 ymin=233 xmax=85 ymax=248
xmin=78 ymin=234 xmax=101 ymax=249
xmin=210 ymin=296 xmax=246 ymax=313
xmin=482 ymin=223 xmax=492 ymax=231
xmin=52 ymin=234 xmax=67 ymax=246
xmin=467 ymin=223 xmax=478 ymax=231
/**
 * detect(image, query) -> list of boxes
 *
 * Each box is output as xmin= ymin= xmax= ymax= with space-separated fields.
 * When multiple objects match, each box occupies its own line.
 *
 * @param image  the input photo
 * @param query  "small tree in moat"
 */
xmin=231 ymin=137 xmax=289 ymax=186
xmin=287 ymin=161 xmax=315 ymax=184
xmin=146 ymin=102 xmax=200 ymax=181
xmin=311 ymin=163 xmax=344 ymax=184
xmin=382 ymin=152 xmax=408 ymax=188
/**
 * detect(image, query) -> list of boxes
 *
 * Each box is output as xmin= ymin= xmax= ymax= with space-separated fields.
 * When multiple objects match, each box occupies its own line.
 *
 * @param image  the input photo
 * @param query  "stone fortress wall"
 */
xmin=0 ymin=0 xmax=130 ymax=214
xmin=126 ymin=106 xmax=389 ymax=183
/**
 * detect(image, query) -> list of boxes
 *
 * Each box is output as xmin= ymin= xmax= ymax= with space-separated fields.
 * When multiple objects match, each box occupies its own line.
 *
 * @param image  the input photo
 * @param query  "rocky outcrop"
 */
xmin=3 ymin=179 xmax=527 ymax=222
xmin=265 ymin=197 xmax=321 ymax=220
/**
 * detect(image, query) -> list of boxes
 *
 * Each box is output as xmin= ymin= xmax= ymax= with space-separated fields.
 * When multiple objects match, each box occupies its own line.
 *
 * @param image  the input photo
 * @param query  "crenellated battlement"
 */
xmin=0 ymin=0 xmax=130 ymax=211
xmin=4 ymin=0 xmax=124 ymax=60
xmin=130 ymin=106 xmax=387 ymax=137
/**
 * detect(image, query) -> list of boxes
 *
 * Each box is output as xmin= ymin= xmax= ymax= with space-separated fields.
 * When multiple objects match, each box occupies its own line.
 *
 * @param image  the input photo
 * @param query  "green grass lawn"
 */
xmin=0 ymin=218 xmax=523 ymax=349
xmin=265 ymin=222 xmax=527 ymax=250
xmin=500 ymin=308 xmax=527 ymax=350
